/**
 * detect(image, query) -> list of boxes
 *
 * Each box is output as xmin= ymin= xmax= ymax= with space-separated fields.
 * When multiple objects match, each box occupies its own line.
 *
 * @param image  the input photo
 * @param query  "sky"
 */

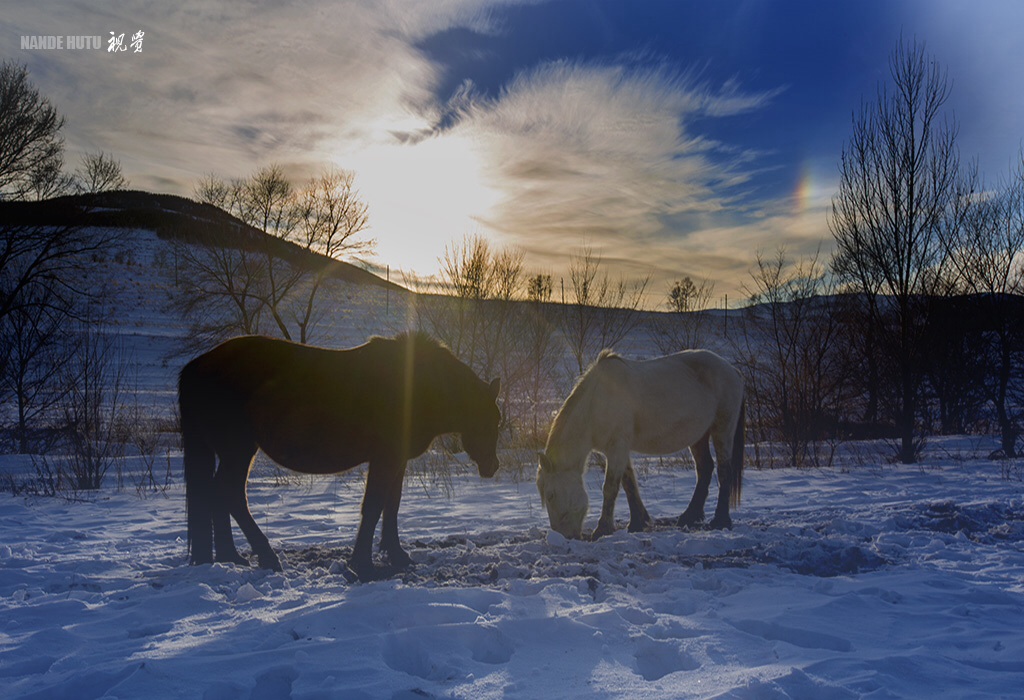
xmin=4 ymin=0 xmax=1024 ymax=305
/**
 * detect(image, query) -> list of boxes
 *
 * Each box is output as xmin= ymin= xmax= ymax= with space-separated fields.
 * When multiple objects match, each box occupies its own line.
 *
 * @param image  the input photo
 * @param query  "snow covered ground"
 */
xmin=2 ymin=229 xmax=1024 ymax=698
xmin=2 ymin=442 xmax=1023 ymax=699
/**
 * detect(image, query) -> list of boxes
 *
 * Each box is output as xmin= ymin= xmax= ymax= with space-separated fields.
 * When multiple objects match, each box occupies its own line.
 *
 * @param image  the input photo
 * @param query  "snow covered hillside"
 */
xmin=1 ymin=228 xmax=1023 ymax=698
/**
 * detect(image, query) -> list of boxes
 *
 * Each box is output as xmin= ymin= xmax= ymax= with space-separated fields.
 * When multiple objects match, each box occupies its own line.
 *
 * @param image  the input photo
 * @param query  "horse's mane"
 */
xmin=372 ymin=331 xmax=484 ymax=392
xmin=547 ymin=350 xmax=622 ymax=448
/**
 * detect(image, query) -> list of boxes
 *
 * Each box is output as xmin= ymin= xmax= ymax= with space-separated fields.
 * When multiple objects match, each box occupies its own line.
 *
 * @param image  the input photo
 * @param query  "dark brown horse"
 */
xmin=179 ymin=332 xmax=501 ymax=581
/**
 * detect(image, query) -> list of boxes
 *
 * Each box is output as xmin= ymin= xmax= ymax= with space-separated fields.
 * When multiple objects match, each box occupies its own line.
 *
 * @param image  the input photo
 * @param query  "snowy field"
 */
xmin=2 ymin=229 xmax=1024 ymax=698
xmin=2 ymin=444 xmax=1024 ymax=699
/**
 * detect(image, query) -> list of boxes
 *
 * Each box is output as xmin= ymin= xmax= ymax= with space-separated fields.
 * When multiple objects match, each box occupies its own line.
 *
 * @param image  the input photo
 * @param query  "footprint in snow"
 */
xmin=382 ymin=623 xmax=515 ymax=681
xmin=632 ymin=638 xmax=700 ymax=681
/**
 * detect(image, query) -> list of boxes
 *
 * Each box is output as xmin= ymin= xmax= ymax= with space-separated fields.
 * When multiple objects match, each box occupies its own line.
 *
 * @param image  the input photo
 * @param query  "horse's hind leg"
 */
xmin=216 ymin=446 xmax=281 ymax=570
xmin=184 ymin=432 xmax=216 ymax=566
xmin=211 ymin=491 xmax=245 ymax=566
xmin=708 ymin=432 xmax=734 ymax=530
xmin=678 ymin=433 xmax=714 ymax=528
xmin=379 ymin=461 xmax=412 ymax=569
xmin=622 ymin=463 xmax=652 ymax=532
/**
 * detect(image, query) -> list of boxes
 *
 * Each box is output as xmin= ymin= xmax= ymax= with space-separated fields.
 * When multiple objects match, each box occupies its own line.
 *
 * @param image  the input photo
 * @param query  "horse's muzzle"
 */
xmin=476 ymin=456 xmax=499 ymax=478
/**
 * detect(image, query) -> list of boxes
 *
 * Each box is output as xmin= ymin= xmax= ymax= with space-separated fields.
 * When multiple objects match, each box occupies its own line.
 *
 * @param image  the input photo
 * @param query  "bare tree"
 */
xmin=181 ymin=170 xmax=287 ymax=344
xmin=239 ymin=165 xmax=295 ymax=237
xmin=668 ymin=277 xmax=711 ymax=314
xmin=74 ymin=151 xmax=129 ymax=193
xmin=419 ymin=237 xmax=561 ymax=443
xmin=193 ymin=172 xmax=234 ymax=209
xmin=0 ymin=62 xmax=120 ymax=455
xmin=0 ymin=284 xmax=75 ymax=452
xmin=179 ymin=165 xmax=373 ymax=346
xmin=941 ymin=159 xmax=1024 ymax=455
xmin=829 ymin=38 xmax=966 ymax=463
xmin=291 ymin=169 xmax=373 ymax=342
xmin=0 ymin=62 xmax=65 ymax=201
xmin=56 ymin=319 xmax=131 ymax=491
xmin=441 ymin=234 xmax=495 ymax=301
xmin=512 ymin=271 xmax=560 ymax=441
xmin=429 ymin=235 xmax=524 ymax=376
xmin=651 ymin=275 xmax=715 ymax=353
xmin=736 ymin=249 xmax=848 ymax=467
xmin=173 ymin=238 xmax=267 ymax=347
xmin=430 ymin=235 xmax=491 ymax=373
xmin=559 ymin=246 xmax=649 ymax=375
xmin=919 ymin=289 xmax=988 ymax=436
xmin=26 ymin=152 xmax=74 ymax=200
xmin=295 ymin=169 xmax=372 ymax=258
xmin=238 ymin=165 xmax=302 ymax=338
xmin=527 ymin=273 xmax=553 ymax=303
xmin=1 ymin=65 xmax=110 ymax=325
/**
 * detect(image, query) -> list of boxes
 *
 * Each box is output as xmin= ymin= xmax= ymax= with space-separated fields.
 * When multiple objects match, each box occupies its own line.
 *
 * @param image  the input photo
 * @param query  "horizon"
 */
xmin=5 ymin=1 xmax=1024 ymax=306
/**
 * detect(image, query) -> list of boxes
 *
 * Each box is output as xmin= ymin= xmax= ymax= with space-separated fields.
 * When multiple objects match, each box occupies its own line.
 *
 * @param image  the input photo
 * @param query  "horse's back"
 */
xmin=182 ymin=336 xmax=391 ymax=397
xmin=667 ymin=349 xmax=742 ymax=396
xmin=179 ymin=336 xmax=388 ymax=470
xmin=183 ymin=336 xmax=331 ymax=387
xmin=182 ymin=336 xmax=279 ymax=398
xmin=599 ymin=350 xmax=742 ymax=452
xmin=625 ymin=349 xmax=741 ymax=399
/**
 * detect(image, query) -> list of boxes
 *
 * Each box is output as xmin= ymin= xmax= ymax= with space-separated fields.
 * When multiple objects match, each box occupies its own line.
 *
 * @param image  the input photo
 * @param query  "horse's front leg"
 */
xmin=349 ymin=459 xmax=392 ymax=581
xmin=379 ymin=460 xmax=412 ymax=569
xmin=592 ymin=448 xmax=629 ymax=540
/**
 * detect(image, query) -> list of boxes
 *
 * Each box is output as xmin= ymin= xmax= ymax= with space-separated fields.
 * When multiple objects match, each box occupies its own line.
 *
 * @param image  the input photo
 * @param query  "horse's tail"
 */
xmin=729 ymin=398 xmax=745 ymax=509
xmin=179 ymin=361 xmax=215 ymax=565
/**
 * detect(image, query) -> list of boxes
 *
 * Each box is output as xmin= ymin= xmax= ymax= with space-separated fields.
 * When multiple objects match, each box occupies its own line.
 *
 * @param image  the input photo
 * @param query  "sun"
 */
xmin=331 ymin=129 xmax=503 ymax=282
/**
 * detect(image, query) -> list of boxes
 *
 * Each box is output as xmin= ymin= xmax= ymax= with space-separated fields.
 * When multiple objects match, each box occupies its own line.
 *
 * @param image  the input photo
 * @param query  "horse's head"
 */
xmin=461 ymin=377 xmax=501 ymax=478
xmin=537 ymin=452 xmax=588 ymax=539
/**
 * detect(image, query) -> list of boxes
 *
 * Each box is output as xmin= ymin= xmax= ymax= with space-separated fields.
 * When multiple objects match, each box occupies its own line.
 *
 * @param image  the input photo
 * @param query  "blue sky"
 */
xmin=5 ymin=0 xmax=1024 ymax=303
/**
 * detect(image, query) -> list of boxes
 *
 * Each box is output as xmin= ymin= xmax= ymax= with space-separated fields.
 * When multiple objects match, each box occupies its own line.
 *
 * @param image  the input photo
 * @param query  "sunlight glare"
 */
xmin=335 ymin=130 xmax=503 ymax=282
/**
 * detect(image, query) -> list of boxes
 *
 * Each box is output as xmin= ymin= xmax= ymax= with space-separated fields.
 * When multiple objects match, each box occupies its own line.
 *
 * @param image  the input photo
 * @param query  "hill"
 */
xmin=0 ymin=190 xmax=402 ymax=292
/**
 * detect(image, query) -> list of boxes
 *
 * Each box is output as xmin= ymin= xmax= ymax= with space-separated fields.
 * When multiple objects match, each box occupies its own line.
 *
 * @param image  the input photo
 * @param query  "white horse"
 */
xmin=537 ymin=348 xmax=745 ymax=540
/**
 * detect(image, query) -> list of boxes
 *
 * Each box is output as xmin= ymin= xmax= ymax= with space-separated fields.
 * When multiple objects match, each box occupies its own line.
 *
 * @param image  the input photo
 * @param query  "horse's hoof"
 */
xmin=344 ymin=566 xmax=369 ymax=583
xmin=677 ymin=513 xmax=703 ymax=529
xmin=190 ymin=544 xmax=215 ymax=566
xmin=257 ymin=552 xmax=283 ymax=571
xmin=387 ymin=551 xmax=413 ymax=570
xmin=628 ymin=513 xmax=653 ymax=533
xmin=346 ymin=564 xmax=402 ymax=583
xmin=708 ymin=515 xmax=732 ymax=530
xmin=346 ymin=560 xmax=380 ymax=583
xmin=590 ymin=525 xmax=613 ymax=540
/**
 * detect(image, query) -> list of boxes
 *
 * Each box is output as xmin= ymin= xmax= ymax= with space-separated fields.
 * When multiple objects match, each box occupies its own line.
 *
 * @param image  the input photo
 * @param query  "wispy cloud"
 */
xmin=429 ymin=60 xmax=782 ymax=275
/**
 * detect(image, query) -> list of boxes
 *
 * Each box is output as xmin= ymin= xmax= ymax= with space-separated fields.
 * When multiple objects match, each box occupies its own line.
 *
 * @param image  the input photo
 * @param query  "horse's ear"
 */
xmin=488 ymin=377 xmax=500 ymax=399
